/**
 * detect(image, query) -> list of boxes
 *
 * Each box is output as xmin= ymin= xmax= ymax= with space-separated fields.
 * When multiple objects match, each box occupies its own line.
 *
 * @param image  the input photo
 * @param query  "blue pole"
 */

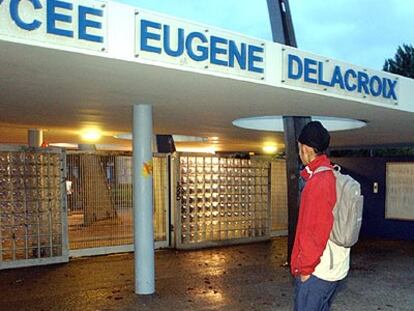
xmin=133 ymin=104 xmax=155 ymax=294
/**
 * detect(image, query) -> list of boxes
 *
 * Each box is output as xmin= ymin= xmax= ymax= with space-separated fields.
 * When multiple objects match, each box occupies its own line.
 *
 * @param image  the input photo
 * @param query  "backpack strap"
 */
xmin=314 ymin=164 xmax=341 ymax=175
xmin=328 ymin=242 xmax=334 ymax=270
xmin=314 ymin=166 xmax=332 ymax=174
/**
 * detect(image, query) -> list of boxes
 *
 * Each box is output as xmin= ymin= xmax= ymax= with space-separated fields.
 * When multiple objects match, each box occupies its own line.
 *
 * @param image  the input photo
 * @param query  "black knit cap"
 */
xmin=298 ymin=121 xmax=330 ymax=152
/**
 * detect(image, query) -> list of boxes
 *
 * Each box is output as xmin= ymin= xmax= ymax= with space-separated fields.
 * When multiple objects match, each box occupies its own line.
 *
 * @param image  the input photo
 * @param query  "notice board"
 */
xmin=385 ymin=162 xmax=414 ymax=220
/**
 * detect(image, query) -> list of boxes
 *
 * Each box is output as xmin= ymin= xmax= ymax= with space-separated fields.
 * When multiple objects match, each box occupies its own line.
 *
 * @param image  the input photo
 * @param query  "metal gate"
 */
xmin=66 ymin=152 xmax=169 ymax=257
xmin=0 ymin=146 xmax=68 ymax=269
xmin=173 ymin=154 xmax=271 ymax=249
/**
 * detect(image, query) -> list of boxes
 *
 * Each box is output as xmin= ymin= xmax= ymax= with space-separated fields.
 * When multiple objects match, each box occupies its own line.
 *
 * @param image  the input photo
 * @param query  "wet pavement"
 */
xmin=0 ymin=237 xmax=413 ymax=311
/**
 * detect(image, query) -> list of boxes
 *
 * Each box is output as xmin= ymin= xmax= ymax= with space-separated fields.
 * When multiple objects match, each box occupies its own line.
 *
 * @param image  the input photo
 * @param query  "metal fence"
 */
xmin=66 ymin=153 xmax=169 ymax=257
xmin=174 ymin=154 xmax=271 ymax=249
xmin=0 ymin=143 xmax=289 ymax=267
xmin=0 ymin=146 xmax=68 ymax=270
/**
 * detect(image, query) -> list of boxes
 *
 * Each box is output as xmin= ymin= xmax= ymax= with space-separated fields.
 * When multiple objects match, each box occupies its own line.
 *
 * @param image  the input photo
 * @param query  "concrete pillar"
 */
xmin=28 ymin=129 xmax=43 ymax=147
xmin=133 ymin=104 xmax=155 ymax=294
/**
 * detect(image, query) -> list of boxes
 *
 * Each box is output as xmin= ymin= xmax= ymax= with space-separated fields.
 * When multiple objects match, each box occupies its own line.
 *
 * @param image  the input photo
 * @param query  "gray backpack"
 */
xmin=315 ymin=165 xmax=364 ymax=248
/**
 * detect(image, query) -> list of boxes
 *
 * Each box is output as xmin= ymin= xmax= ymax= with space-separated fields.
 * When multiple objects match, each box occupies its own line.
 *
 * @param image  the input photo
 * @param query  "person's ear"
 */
xmin=302 ymin=144 xmax=313 ymax=155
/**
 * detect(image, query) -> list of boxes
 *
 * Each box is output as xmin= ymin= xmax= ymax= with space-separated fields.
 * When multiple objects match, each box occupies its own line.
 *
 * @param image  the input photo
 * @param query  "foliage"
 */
xmin=383 ymin=44 xmax=414 ymax=78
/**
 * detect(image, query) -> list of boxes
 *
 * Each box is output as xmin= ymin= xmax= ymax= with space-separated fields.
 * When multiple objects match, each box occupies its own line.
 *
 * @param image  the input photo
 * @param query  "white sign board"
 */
xmin=0 ymin=0 xmax=107 ymax=51
xmin=282 ymin=47 xmax=400 ymax=106
xmin=386 ymin=162 xmax=414 ymax=220
xmin=134 ymin=10 xmax=266 ymax=80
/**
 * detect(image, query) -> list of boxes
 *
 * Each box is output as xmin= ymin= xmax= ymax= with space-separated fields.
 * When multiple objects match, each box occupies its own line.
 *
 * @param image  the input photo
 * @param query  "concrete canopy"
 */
xmin=0 ymin=1 xmax=413 ymax=153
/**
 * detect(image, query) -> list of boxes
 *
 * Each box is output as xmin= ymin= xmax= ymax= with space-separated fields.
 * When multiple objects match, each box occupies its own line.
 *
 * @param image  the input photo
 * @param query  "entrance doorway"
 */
xmin=66 ymin=152 xmax=170 ymax=257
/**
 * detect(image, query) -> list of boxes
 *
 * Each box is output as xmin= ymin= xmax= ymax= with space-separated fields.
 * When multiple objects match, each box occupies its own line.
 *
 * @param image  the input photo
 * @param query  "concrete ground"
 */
xmin=0 ymin=237 xmax=413 ymax=311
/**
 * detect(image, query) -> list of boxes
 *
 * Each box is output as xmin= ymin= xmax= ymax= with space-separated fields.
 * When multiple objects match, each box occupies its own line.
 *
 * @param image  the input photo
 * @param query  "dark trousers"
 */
xmin=294 ymin=275 xmax=338 ymax=311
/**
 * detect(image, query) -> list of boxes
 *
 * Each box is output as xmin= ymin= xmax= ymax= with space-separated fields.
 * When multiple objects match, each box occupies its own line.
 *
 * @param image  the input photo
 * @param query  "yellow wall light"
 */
xmin=81 ymin=128 xmax=102 ymax=142
xmin=262 ymin=145 xmax=278 ymax=154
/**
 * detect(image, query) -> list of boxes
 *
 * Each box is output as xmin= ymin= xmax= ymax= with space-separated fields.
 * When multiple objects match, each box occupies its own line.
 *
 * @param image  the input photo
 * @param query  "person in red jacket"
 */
xmin=291 ymin=121 xmax=350 ymax=311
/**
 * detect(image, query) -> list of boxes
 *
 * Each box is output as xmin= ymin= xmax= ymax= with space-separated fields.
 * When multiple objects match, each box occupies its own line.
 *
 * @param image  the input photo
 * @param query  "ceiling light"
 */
xmin=173 ymin=135 xmax=208 ymax=142
xmin=113 ymin=133 xmax=132 ymax=140
xmin=209 ymin=137 xmax=220 ymax=144
xmin=81 ymin=128 xmax=102 ymax=141
xmin=175 ymin=146 xmax=216 ymax=154
xmin=49 ymin=143 xmax=79 ymax=149
xmin=263 ymin=145 xmax=278 ymax=154
xmin=113 ymin=133 xmax=208 ymax=142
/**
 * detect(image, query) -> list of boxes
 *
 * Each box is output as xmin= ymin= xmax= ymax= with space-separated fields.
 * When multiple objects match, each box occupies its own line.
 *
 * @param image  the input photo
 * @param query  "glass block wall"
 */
xmin=177 ymin=155 xmax=271 ymax=248
xmin=0 ymin=149 xmax=65 ymax=268
xmin=270 ymin=160 xmax=288 ymax=233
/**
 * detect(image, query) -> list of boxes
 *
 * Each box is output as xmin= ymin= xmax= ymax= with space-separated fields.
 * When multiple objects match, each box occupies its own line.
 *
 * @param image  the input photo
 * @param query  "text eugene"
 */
xmin=140 ymin=19 xmax=265 ymax=74
xmin=287 ymin=54 xmax=398 ymax=101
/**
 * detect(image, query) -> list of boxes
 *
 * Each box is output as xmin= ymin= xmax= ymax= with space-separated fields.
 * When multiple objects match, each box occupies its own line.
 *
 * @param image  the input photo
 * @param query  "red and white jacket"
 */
xmin=290 ymin=155 xmax=336 ymax=276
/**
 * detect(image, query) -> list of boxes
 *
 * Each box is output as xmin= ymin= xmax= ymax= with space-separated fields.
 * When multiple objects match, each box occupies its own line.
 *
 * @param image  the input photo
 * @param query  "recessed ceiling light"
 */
xmin=113 ymin=133 xmax=208 ymax=142
xmin=49 ymin=143 xmax=79 ymax=149
xmin=81 ymin=128 xmax=102 ymax=141
xmin=175 ymin=146 xmax=216 ymax=154
xmin=263 ymin=145 xmax=278 ymax=154
xmin=113 ymin=133 xmax=132 ymax=140
xmin=173 ymin=135 xmax=208 ymax=142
